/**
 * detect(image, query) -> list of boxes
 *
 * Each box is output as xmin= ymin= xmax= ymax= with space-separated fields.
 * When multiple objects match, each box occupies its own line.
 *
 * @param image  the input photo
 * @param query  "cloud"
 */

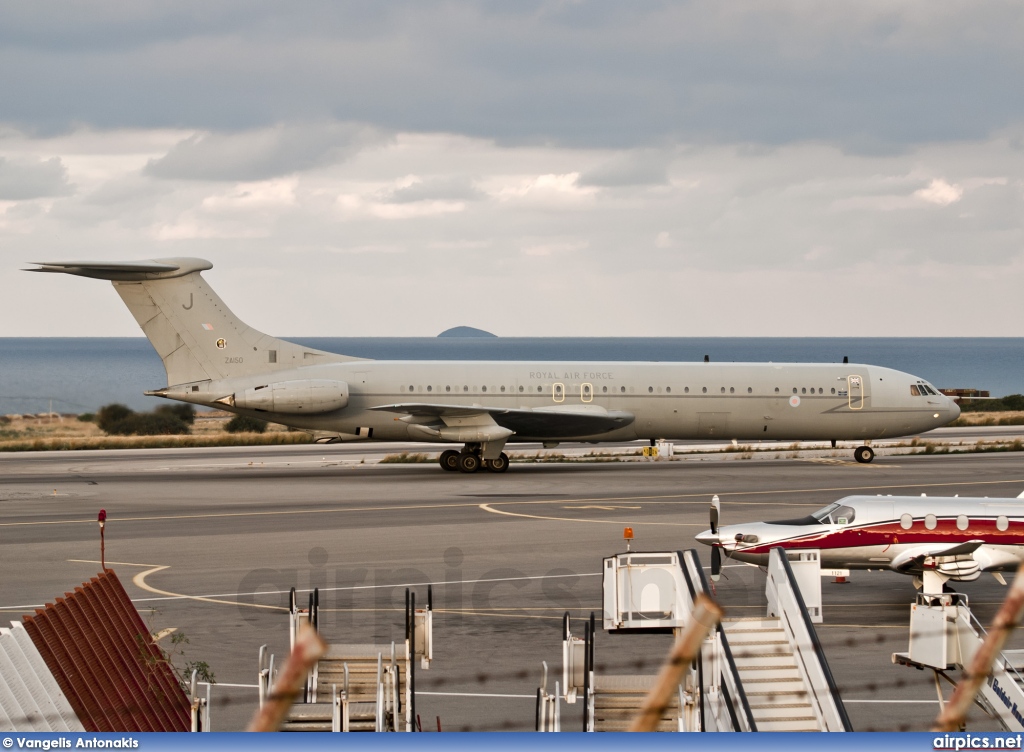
xmin=914 ymin=178 xmax=963 ymax=206
xmin=2 ymin=4 xmax=1023 ymax=150
xmin=0 ymin=156 xmax=73 ymax=199
xmin=521 ymin=240 xmax=588 ymax=256
xmin=383 ymin=177 xmax=483 ymax=204
xmin=2 ymin=128 xmax=1023 ymax=337
xmin=580 ymin=151 xmax=670 ymax=187
xmin=144 ymin=123 xmax=388 ymax=181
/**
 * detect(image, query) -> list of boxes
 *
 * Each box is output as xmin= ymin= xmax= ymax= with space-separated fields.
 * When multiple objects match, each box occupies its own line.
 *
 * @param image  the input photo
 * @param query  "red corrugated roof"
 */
xmin=21 ymin=570 xmax=191 ymax=732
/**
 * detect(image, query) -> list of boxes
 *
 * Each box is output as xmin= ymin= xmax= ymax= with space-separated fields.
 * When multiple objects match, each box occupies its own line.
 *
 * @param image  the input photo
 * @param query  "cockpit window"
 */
xmin=910 ymin=385 xmax=921 ymax=396
xmin=811 ymin=503 xmax=855 ymax=525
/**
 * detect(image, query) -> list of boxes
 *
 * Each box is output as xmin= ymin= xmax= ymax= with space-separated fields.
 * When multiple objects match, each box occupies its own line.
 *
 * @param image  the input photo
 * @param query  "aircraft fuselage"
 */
xmin=161 ymin=360 xmax=958 ymax=443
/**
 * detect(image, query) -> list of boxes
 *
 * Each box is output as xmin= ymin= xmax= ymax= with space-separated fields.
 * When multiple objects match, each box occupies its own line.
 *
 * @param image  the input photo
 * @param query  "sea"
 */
xmin=0 ymin=337 xmax=1021 ymax=415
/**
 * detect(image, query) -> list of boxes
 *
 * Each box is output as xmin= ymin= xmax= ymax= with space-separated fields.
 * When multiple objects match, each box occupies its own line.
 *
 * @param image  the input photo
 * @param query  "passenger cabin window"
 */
xmin=900 ymin=513 xmax=913 ymax=530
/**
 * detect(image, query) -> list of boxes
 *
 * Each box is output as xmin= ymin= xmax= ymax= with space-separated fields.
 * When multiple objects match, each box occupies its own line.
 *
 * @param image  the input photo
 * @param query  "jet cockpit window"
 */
xmin=812 ymin=503 xmax=839 ymax=523
xmin=910 ymin=385 xmax=921 ymax=396
xmin=833 ymin=506 xmax=855 ymax=525
xmin=811 ymin=503 xmax=856 ymax=525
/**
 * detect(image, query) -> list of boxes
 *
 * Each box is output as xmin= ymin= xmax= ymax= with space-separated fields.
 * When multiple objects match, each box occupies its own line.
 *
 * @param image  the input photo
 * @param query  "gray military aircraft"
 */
xmin=29 ymin=257 xmax=960 ymax=474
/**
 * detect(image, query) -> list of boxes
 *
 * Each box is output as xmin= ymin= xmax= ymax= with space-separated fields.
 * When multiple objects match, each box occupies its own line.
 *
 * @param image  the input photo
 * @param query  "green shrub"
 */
xmin=225 ymin=415 xmax=268 ymax=434
xmin=959 ymin=394 xmax=1024 ymax=412
xmin=156 ymin=404 xmax=196 ymax=424
xmin=95 ymin=403 xmax=191 ymax=436
xmin=104 ymin=412 xmax=190 ymax=436
xmin=77 ymin=413 xmax=95 ymax=423
xmin=96 ymin=404 xmax=134 ymax=433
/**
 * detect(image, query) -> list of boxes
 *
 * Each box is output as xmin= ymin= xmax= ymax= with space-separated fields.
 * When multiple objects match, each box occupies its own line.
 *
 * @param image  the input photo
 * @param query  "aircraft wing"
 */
xmin=891 ymin=540 xmax=986 ymax=572
xmin=369 ymin=403 xmax=635 ymax=439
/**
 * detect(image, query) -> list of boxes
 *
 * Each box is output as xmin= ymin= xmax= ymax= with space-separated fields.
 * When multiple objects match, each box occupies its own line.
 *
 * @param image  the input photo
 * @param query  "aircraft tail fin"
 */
xmin=28 ymin=258 xmax=361 ymax=387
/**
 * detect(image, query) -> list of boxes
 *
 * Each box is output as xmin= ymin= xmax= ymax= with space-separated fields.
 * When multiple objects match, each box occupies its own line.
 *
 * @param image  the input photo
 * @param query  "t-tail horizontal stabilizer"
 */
xmin=25 ymin=257 xmax=358 ymax=388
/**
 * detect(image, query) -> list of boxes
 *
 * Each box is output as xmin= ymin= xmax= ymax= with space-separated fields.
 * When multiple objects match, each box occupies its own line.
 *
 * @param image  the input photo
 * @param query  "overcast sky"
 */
xmin=2 ymin=1 xmax=1022 ymax=337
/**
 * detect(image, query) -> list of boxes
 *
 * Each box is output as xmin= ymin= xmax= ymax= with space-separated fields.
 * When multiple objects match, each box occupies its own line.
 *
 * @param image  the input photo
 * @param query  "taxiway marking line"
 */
xmin=479 ymin=502 xmax=700 ymax=525
xmin=4 ymin=477 xmax=1022 ymax=528
xmin=67 ymin=559 xmax=163 ymax=568
xmin=842 ymin=700 xmax=938 ymax=704
xmin=128 ymin=571 xmax=602 ymax=605
xmin=817 ymin=624 xmax=908 ymax=628
xmin=418 ymin=692 xmax=534 ymax=699
xmin=129 ymin=565 xmax=288 ymax=611
xmin=571 ymin=505 xmax=642 ymax=510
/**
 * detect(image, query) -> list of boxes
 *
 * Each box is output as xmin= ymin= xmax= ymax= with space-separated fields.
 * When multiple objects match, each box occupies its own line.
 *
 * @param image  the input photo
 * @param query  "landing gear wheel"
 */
xmin=458 ymin=452 xmax=481 ymax=473
xmin=854 ymin=446 xmax=875 ymax=464
xmin=487 ymin=453 xmax=509 ymax=473
xmin=439 ymin=450 xmax=460 ymax=472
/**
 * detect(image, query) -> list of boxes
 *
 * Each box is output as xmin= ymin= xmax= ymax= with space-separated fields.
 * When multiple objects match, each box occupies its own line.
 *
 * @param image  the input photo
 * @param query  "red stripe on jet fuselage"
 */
xmin=737 ymin=518 xmax=1024 ymax=556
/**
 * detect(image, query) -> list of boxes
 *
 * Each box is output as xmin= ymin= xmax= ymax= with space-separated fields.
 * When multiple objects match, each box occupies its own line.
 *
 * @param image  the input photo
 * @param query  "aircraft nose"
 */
xmin=695 ymin=529 xmax=716 ymax=546
xmin=949 ymin=399 xmax=961 ymax=421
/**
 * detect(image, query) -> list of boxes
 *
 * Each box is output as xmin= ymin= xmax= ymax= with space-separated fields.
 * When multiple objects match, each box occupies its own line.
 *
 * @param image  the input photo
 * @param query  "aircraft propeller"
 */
xmin=710 ymin=494 xmax=723 ymax=581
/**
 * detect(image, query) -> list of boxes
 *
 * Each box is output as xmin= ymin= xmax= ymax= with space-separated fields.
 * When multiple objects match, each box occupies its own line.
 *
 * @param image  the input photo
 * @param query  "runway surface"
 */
xmin=3 ymin=437 xmax=1024 ymax=732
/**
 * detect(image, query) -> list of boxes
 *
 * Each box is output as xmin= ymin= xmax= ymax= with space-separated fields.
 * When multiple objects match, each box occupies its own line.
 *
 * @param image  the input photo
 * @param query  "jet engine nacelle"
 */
xmin=233 ymin=379 xmax=349 ymax=414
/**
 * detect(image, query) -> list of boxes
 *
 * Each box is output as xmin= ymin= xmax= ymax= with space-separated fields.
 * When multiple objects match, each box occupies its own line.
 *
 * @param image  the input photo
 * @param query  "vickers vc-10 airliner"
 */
xmin=30 ymin=258 xmax=960 ymax=474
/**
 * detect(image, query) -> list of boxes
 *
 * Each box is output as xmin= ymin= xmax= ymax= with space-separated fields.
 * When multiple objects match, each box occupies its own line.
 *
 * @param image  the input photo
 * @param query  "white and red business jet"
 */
xmin=696 ymin=491 xmax=1024 ymax=592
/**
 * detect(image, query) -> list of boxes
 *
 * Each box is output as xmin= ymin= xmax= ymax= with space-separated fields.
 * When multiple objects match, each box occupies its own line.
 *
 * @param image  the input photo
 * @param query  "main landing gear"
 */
xmin=439 ymin=446 xmax=509 ymax=474
xmin=854 ymin=445 xmax=875 ymax=464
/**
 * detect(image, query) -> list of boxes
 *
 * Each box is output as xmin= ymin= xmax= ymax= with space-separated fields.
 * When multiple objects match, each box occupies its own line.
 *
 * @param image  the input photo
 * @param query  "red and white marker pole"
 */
xmin=98 ymin=509 xmax=107 ymax=571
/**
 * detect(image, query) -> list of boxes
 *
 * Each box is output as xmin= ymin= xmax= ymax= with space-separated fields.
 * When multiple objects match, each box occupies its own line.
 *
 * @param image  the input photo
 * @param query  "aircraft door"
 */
xmin=581 ymin=383 xmax=593 ymax=403
xmin=848 ymin=375 xmax=864 ymax=410
xmin=553 ymin=382 xmax=565 ymax=403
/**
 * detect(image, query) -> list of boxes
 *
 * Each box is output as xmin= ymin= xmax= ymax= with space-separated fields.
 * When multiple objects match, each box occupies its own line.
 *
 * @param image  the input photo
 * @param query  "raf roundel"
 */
xmin=216 ymin=338 xmax=227 ymax=350
xmin=789 ymin=395 xmax=801 ymax=408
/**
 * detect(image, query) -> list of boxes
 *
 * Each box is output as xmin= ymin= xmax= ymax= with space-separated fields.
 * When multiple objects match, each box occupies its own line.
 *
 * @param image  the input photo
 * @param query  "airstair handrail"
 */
xmin=771 ymin=548 xmax=853 ymax=731
xmin=963 ymin=602 xmax=1024 ymax=680
xmin=680 ymin=550 xmax=757 ymax=732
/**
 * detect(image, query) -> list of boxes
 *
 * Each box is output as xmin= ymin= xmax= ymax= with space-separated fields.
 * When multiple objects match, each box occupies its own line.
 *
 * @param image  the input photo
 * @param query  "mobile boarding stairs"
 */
xmin=537 ymin=547 xmax=851 ymax=732
xmin=257 ymin=586 xmax=433 ymax=732
xmin=894 ymin=590 xmax=1024 ymax=731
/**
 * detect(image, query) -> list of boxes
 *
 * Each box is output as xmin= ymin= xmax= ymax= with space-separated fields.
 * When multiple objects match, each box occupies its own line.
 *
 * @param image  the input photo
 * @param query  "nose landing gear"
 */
xmin=854 ymin=445 xmax=875 ymax=464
